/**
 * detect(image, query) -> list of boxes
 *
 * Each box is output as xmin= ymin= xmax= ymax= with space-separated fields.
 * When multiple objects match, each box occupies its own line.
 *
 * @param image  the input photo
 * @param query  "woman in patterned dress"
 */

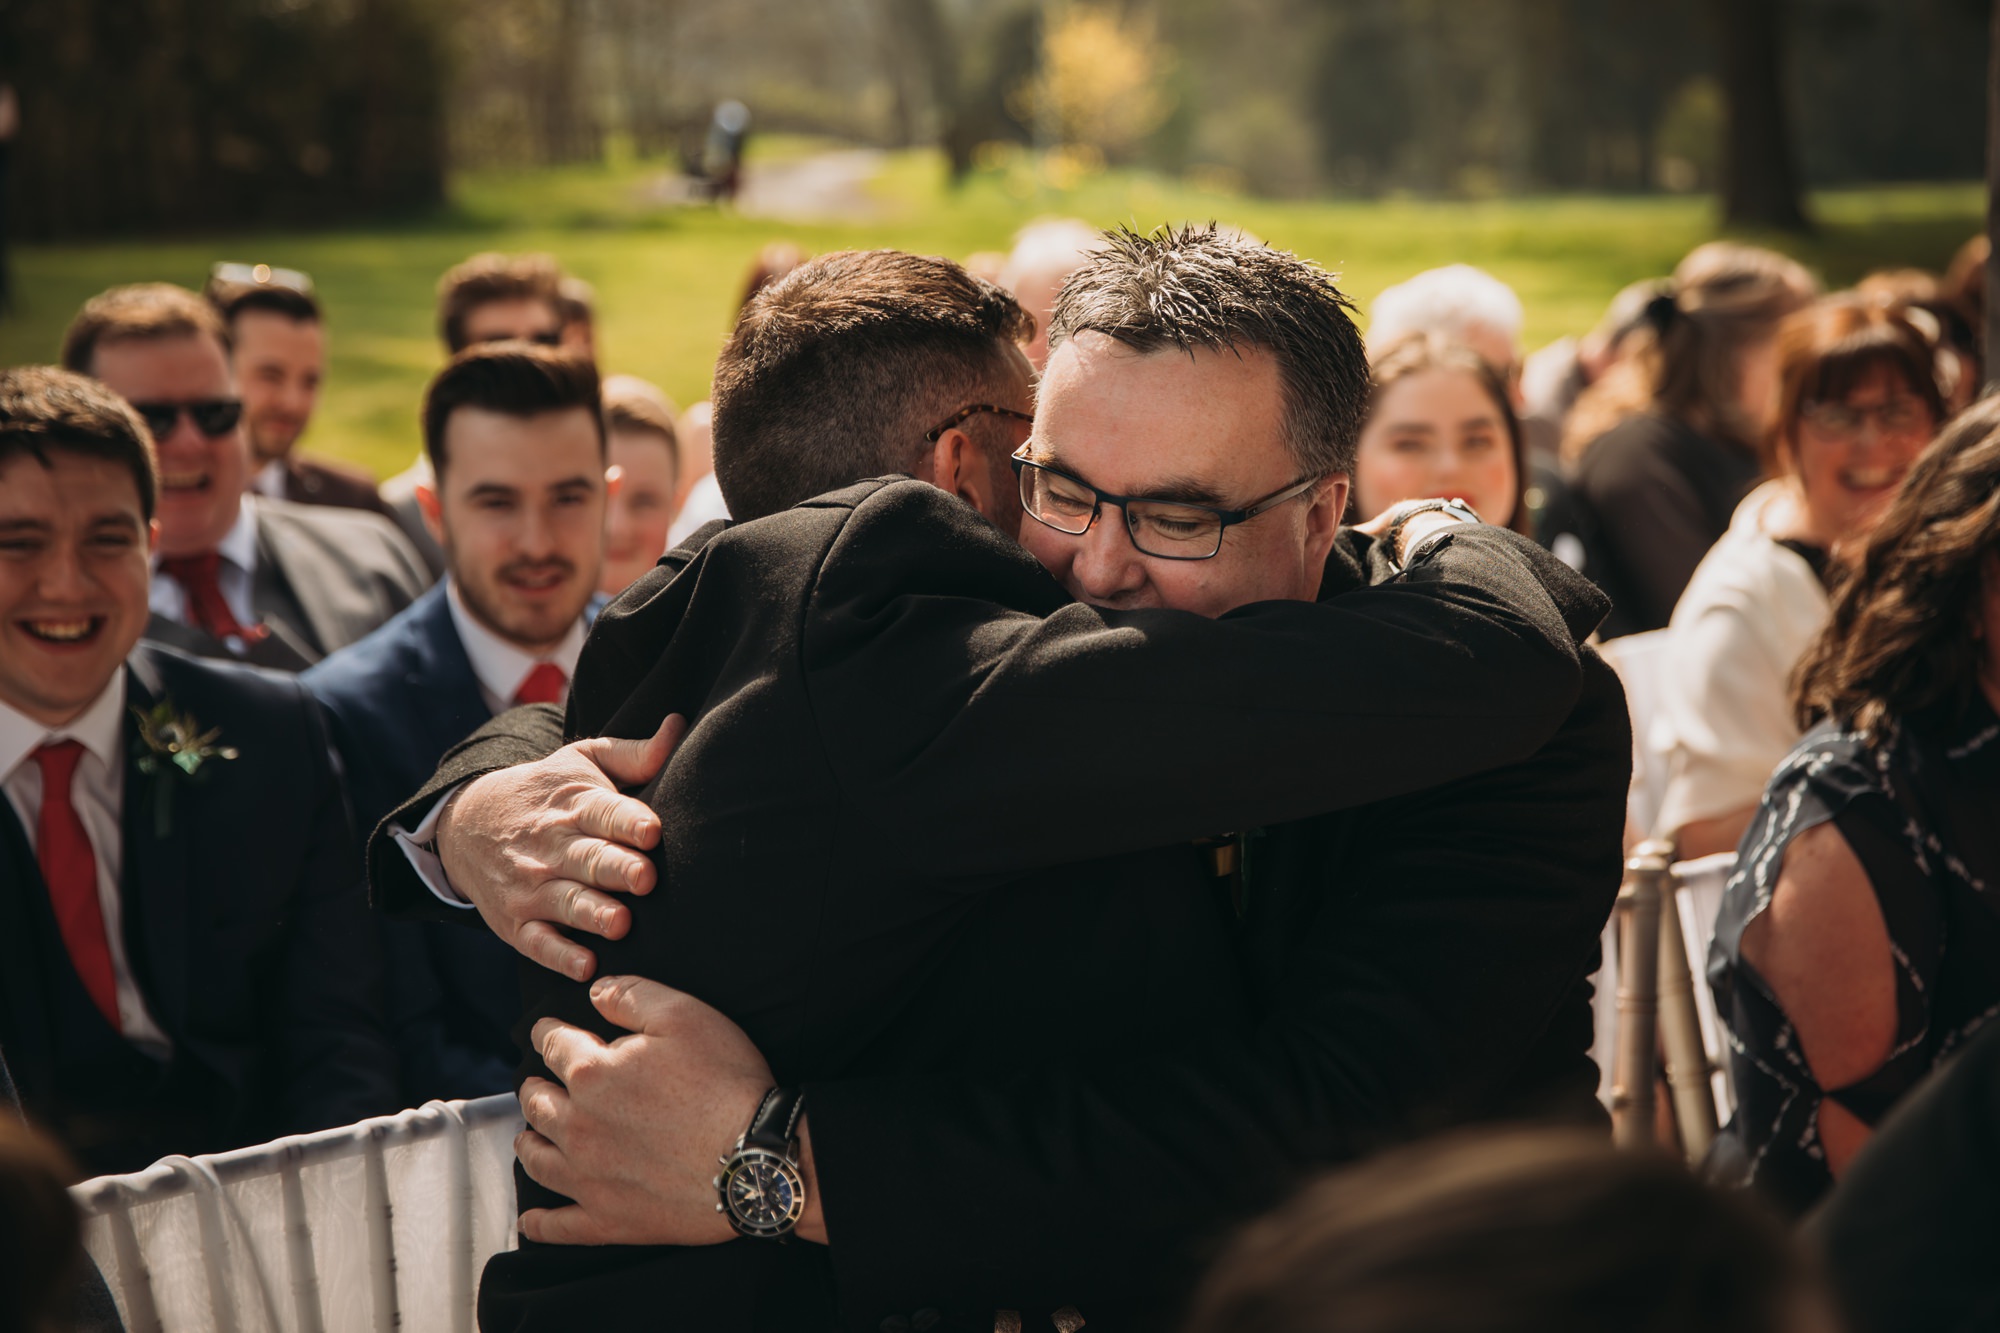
xmin=1709 ymin=395 xmax=2000 ymax=1213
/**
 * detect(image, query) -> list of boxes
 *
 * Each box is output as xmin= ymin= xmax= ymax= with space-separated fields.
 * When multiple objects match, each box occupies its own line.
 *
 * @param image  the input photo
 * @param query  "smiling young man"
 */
xmin=61 ymin=284 xmax=429 ymax=672
xmin=368 ymin=235 xmax=1624 ymax=1332
xmin=305 ymin=343 xmax=608 ymax=1102
xmin=204 ymin=265 xmax=393 ymax=518
xmin=0 ymin=366 xmax=397 ymax=1176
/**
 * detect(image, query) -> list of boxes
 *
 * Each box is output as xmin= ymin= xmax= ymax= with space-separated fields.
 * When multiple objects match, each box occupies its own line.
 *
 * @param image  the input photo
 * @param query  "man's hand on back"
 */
xmin=516 ymin=976 xmax=827 ymax=1247
xmin=438 ymin=715 xmax=686 ymax=981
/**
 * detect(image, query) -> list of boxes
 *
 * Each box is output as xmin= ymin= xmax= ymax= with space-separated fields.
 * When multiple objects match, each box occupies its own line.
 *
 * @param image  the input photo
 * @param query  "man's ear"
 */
xmin=145 ymin=518 xmax=160 ymax=557
xmin=415 ymin=482 xmax=445 ymax=546
xmin=930 ymin=428 xmax=999 ymax=522
xmin=605 ymin=464 xmax=624 ymax=499
xmin=1302 ymin=473 xmax=1349 ymax=590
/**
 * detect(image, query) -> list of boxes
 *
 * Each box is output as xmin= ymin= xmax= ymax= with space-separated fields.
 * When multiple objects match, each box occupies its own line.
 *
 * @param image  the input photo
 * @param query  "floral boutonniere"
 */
xmin=131 ymin=700 xmax=239 ymax=838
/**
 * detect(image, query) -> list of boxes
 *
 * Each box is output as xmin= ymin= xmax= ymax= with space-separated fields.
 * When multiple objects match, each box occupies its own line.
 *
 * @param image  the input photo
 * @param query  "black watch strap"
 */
xmin=743 ymin=1085 xmax=806 ymax=1154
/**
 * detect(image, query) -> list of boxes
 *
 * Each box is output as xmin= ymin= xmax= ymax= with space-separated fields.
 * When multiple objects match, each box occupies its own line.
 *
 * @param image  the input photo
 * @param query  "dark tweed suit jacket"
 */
xmin=144 ymin=497 xmax=431 ymax=672
xmin=374 ymin=478 xmax=1613 ymax=1332
xmin=275 ymin=454 xmax=396 ymax=519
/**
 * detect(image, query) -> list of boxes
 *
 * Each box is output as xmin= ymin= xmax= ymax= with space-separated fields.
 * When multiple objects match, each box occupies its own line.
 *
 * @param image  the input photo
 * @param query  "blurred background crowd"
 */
xmin=3 ymin=0 xmax=2000 ymax=1330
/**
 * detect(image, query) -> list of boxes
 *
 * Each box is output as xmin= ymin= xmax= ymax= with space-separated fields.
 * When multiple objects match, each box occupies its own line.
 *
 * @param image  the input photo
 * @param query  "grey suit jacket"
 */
xmin=146 ymin=498 xmax=432 ymax=671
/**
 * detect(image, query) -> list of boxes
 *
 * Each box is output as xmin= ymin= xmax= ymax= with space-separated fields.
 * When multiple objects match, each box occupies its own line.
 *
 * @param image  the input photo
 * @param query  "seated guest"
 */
xmin=1181 ymin=1128 xmax=1834 ymax=1333
xmin=1567 ymin=243 xmax=1818 ymax=636
xmin=0 ymin=367 xmax=397 ymax=1175
xmin=1809 ymin=1018 xmax=2000 ymax=1333
xmin=556 ymin=275 xmax=596 ymax=358
xmin=997 ymin=217 xmax=1104 ymax=370
xmin=665 ymin=400 xmax=725 ymax=546
xmin=202 ymin=262 xmax=392 ymax=519
xmin=598 ymin=375 xmax=681 ymax=597
xmin=1519 ymin=277 xmax=1669 ymax=470
xmin=61 ymin=284 xmax=427 ymax=672
xmin=1710 ymin=396 xmax=2000 ymax=1213
xmin=381 ymin=251 xmax=574 ymax=575
xmin=1659 ymin=299 xmax=1943 ymax=857
xmin=306 ymin=344 xmax=608 ymax=1102
xmin=0 ymin=1118 xmax=86 ymax=1333
xmin=1350 ymin=333 xmax=1529 ymax=534
xmin=1367 ymin=264 xmax=1581 ymax=557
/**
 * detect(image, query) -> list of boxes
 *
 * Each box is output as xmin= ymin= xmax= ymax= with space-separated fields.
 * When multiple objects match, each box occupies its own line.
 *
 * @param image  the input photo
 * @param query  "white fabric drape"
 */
xmin=70 ymin=1095 xmax=522 ymax=1333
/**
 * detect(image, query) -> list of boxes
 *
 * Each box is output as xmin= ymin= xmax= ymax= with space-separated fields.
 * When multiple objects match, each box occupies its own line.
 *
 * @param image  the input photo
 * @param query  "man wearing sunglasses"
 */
xmin=377 ymin=235 xmax=1625 ymax=1331
xmin=61 ymin=284 xmax=429 ymax=672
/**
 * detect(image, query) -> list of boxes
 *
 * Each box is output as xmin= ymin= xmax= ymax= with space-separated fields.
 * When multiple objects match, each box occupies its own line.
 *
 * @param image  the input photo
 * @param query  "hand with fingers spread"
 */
xmin=438 ymin=715 xmax=687 ymax=982
xmin=514 ymin=975 xmax=825 ymax=1247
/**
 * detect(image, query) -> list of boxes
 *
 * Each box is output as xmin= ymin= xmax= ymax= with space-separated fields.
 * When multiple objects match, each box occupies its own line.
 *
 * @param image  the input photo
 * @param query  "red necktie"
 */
xmin=159 ymin=550 xmax=256 ymax=641
xmin=32 ymin=741 xmax=121 ymax=1031
xmin=513 ymin=662 xmax=569 ymax=707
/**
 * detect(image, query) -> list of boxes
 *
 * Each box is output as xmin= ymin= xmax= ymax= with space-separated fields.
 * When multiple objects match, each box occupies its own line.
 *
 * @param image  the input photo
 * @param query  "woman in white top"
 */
xmin=1660 ymin=296 xmax=1945 ymax=857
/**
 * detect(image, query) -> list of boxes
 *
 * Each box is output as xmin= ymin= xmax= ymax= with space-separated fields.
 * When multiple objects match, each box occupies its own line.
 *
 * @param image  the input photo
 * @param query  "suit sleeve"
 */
xmin=808 ymin=513 xmax=1605 ymax=879
xmin=365 ymin=702 xmax=569 ymax=920
xmin=807 ymin=655 xmax=1631 ymax=1323
xmin=277 ymin=690 xmax=402 ymax=1128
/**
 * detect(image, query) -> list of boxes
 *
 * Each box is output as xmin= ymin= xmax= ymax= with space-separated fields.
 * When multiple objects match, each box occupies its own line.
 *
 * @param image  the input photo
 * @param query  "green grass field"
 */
xmin=1 ymin=139 xmax=1981 ymax=480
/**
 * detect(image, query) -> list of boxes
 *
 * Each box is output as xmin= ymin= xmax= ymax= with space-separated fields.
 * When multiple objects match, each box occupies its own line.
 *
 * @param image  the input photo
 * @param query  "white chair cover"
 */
xmin=69 ymin=1095 xmax=522 ymax=1333
xmin=1597 ymin=628 xmax=1677 ymax=842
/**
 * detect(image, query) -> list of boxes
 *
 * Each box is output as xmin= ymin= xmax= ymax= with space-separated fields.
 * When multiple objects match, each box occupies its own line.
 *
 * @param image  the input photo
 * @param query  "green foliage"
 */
xmin=0 ymin=153 xmax=1977 ymax=482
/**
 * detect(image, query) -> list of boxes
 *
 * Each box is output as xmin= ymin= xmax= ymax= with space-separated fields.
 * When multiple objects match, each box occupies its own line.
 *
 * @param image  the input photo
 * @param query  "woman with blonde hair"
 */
xmin=1710 ymin=397 xmax=2000 ymax=1213
xmin=1568 ymin=242 xmax=1817 ymax=636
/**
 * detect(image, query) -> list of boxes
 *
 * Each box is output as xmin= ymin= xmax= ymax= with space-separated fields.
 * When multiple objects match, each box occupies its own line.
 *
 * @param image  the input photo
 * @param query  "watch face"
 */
xmin=722 ymin=1150 xmax=805 ymax=1236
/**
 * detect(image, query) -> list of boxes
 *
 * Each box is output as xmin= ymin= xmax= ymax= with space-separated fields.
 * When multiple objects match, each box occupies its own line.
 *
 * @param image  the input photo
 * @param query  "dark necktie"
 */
xmin=513 ymin=662 xmax=569 ymax=707
xmin=159 ymin=550 xmax=257 ymax=642
xmin=32 ymin=741 xmax=121 ymax=1030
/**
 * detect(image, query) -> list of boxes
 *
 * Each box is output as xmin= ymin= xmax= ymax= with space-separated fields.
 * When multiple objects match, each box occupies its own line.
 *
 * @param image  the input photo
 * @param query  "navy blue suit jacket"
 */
xmin=0 ymin=644 xmax=399 ymax=1173
xmin=305 ymin=583 xmax=599 ymax=1102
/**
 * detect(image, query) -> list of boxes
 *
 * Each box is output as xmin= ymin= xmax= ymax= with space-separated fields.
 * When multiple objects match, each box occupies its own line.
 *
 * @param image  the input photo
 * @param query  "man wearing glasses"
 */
xmin=378 ymin=234 xmax=1626 ymax=1331
xmin=61 ymin=284 xmax=429 ymax=672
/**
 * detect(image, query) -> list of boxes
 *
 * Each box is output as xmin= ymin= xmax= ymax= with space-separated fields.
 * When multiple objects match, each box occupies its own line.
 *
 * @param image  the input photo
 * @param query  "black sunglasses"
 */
xmin=131 ymin=399 xmax=243 ymax=440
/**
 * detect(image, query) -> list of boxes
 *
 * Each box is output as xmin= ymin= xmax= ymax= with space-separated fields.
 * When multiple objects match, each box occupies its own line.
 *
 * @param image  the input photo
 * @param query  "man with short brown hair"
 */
xmin=0 ymin=365 xmax=397 ymax=1174
xmin=63 ymin=283 xmax=428 ymax=672
xmin=204 ymin=264 xmax=392 ymax=518
xmin=384 ymin=252 xmax=579 ymax=571
xmin=307 ymin=343 xmax=610 ymax=1102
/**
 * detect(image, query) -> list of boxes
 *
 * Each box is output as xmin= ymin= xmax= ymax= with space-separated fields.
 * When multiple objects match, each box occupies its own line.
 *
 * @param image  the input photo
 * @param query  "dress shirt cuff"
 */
xmin=390 ymin=784 xmax=477 ymax=910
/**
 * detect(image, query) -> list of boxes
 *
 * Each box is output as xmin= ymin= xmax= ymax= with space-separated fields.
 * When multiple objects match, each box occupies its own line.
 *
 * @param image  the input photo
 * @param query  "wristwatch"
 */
xmin=1383 ymin=497 xmax=1483 ymax=571
xmin=714 ymin=1086 xmax=808 ymax=1239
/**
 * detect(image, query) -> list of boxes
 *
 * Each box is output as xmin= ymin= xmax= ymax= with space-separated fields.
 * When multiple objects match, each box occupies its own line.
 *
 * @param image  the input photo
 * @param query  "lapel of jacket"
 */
xmin=121 ymin=651 xmax=196 ymax=1035
xmin=0 ymin=795 xmax=56 ymax=1099
xmin=252 ymin=507 xmax=339 ymax=661
xmin=409 ymin=585 xmax=497 ymax=754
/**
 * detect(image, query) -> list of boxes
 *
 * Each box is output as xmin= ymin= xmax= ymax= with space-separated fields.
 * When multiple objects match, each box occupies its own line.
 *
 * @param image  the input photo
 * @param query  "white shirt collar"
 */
xmin=444 ymin=580 xmax=586 ymax=712
xmin=253 ymin=459 xmax=288 ymax=500
xmin=147 ymin=494 xmax=260 ymax=577
xmin=0 ymin=667 xmax=130 ymax=784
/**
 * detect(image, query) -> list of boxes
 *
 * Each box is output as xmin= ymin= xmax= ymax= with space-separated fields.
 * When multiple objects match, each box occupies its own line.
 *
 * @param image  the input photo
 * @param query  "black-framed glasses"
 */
xmin=1011 ymin=449 xmax=1320 ymax=560
xmin=131 ymin=399 xmax=243 ymax=440
xmin=925 ymin=403 xmax=1035 ymax=443
xmin=1799 ymin=396 xmax=1932 ymax=440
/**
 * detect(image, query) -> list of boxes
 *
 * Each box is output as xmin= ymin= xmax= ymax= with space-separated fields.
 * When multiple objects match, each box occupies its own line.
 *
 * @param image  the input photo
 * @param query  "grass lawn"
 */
xmin=1 ymin=139 xmax=1981 ymax=481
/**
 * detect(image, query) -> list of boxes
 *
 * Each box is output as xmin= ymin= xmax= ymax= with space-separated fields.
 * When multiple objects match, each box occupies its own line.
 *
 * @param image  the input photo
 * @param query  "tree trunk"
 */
xmin=1707 ymin=0 xmax=1810 ymax=231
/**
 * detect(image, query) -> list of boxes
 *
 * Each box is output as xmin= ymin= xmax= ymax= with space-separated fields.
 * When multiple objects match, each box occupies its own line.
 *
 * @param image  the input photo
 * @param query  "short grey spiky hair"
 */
xmin=1048 ymin=224 xmax=1370 ymax=477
